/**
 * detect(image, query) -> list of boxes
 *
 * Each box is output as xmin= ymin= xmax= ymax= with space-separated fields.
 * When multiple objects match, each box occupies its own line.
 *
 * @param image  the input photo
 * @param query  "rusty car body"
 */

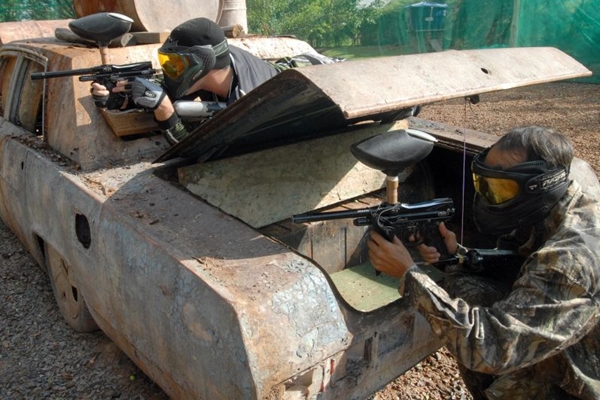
xmin=0 ymin=16 xmax=592 ymax=400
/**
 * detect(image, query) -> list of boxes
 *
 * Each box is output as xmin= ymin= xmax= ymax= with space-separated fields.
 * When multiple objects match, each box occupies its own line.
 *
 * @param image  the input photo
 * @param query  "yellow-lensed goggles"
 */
xmin=471 ymin=147 xmax=532 ymax=206
xmin=472 ymin=173 xmax=520 ymax=205
xmin=158 ymin=51 xmax=190 ymax=80
xmin=158 ymin=40 xmax=227 ymax=81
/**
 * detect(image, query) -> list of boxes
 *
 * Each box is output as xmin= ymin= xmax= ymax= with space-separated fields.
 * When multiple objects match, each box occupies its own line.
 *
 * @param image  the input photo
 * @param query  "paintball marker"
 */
xmin=293 ymin=197 xmax=455 ymax=260
xmin=293 ymin=129 xmax=456 ymax=260
xmin=293 ymin=198 xmax=525 ymax=276
xmin=30 ymin=12 xmax=158 ymax=109
xmin=173 ymin=100 xmax=227 ymax=121
xmin=31 ymin=62 xmax=158 ymax=109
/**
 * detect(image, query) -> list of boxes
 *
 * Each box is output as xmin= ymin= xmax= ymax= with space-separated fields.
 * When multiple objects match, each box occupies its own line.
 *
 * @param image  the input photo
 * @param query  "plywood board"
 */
xmin=178 ymin=121 xmax=410 ymax=227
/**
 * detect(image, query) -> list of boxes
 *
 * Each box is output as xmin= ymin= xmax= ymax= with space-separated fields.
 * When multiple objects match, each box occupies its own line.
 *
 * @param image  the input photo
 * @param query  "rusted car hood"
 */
xmin=155 ymin=47 xmax=591 ymax=163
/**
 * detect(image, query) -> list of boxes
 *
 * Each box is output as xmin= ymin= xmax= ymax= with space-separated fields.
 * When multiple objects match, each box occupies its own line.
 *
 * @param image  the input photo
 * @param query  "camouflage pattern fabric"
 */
xmin=403 ymin=180 xmax=600 ymax=399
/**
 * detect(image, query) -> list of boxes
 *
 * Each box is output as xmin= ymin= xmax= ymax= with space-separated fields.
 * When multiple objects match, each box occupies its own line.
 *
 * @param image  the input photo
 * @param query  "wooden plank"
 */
xmin=296 ymin=47 xmax=592 ymax=119
xmin=330 ymin=262 xmax=401 ymax=312
xmin=158 ymin=47 xmax=591 ymax=163
xmin=100 ymin=108 xmax=159 ymax=137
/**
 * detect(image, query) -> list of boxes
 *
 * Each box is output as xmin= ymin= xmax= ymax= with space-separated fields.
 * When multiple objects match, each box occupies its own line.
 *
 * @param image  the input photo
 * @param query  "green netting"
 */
xmin=369 ymin=0 xmax=599 ymax=83
xmin=0 ymin=0 xmax=75 ymax=22
xmin=1 ymin=0 xmax=597 ymax=83
xmin=512 ymin=0 xmax=599 ymax=83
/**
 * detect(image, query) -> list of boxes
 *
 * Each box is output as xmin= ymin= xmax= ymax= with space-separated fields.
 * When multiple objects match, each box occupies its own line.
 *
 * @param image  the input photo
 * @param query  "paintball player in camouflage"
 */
xmin=369 ymin=126 xmax=600 ymax=400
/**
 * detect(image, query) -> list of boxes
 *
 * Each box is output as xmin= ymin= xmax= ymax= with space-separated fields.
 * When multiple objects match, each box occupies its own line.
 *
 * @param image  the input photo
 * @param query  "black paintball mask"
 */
xmin=471 ymin=147 xmax=569 ymax=235
xmin=158 ymin=39 xmax=228 ymax=99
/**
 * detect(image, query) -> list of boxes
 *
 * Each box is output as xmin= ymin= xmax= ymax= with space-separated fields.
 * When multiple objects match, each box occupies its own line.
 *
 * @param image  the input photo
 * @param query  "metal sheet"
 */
xmin=155 ymin=47 xmax=591 ymax=163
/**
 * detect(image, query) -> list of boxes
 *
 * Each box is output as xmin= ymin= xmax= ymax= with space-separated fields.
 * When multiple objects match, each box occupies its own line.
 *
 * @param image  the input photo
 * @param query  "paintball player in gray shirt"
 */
xmin=369 ymin=126 xmax=600 ymax=399
xmin=92 ymin=17 xmax=279 ymax=145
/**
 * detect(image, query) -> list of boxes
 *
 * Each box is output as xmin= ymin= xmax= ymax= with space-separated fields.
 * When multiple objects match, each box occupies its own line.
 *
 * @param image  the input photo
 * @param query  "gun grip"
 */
xmin=371 ymin=225 xmax=396 ymax=277
xmin=424 ymin=222 xmax=450 ymax=260
xmin=102 ymin=80 xmax=128 ymax=110
xmin=373 ymin=224 xmax=396 ymax=242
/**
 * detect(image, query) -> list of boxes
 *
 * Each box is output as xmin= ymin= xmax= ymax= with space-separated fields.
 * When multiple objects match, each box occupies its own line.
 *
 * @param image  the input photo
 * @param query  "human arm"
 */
xmin=404 ymin=234 xmax=600 ymax=375
xmin=380 ymin=189 xmax=600 ymax=375
xmin=91 ymin=79 xmax=190 ymax=145
xmin=368 ymin=221 xmax=459 ymax=276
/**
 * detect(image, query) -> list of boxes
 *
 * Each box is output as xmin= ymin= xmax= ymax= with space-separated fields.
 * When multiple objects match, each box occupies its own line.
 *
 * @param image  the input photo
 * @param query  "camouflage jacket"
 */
xmin=404 ymin=180 xmax=600 ymax=399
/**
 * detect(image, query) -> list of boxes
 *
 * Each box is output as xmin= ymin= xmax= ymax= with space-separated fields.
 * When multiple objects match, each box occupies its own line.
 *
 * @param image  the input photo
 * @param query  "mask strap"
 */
xmin=212 ymin=39 xmax=229 ymax=57
xmin=525 ymin=168 xmax=568 ymax=193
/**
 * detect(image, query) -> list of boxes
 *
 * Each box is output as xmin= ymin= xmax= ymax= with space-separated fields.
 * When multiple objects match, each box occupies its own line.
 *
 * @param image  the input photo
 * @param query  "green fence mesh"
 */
xmin=1 ymin=0 xmax=597 ymax=83
xmin=0 ymin=0 xmax=74 ymax=22
xmin=369 ymin=0 xmax=599 ymax=83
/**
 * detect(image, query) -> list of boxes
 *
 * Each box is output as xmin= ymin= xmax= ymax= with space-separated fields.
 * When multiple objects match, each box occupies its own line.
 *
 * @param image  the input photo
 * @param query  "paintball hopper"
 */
xmin=351 ymin=129 xmax=437 ymax=204
xmin=69 ymin=13 xmax=134 ymax=63
xmin=69 ymin=12 xmax=133 ymax=46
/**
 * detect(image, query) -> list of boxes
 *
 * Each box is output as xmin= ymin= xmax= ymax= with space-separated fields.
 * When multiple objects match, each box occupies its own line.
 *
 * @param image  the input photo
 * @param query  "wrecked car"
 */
xmin=0 ymin=12 xmax=592 ymax=400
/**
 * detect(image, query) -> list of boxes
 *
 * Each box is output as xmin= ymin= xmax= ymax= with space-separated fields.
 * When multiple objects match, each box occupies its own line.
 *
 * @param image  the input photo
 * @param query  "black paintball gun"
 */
xmin=292 ymin=129 xmax=525 ymax=276
xmin=31 ymin=62 xmax=158 ymax=109
xmin=293 ymin=197 xmax=455 ymax=260
xmin=293 ymin=129 xmax=455 ymax=259
xmin=30 ymin=12 xmax=158 ymax=109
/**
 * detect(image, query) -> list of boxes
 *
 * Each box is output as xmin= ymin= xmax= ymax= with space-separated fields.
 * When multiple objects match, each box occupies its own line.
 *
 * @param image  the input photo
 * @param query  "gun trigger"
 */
xmin=384 ymin=227 xmax=395 ymax=242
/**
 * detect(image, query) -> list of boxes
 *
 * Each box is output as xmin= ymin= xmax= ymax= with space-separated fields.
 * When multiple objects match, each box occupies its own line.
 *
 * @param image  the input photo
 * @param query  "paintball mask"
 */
xmin=158 ymin=39 xmax=229 ymax=99
xmin=471 ymin=147 xmax=569 ymax=235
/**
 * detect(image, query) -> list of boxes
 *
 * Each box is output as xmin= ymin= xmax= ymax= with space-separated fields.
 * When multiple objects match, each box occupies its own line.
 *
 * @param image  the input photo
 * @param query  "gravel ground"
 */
xmin=1 ymin=82 xmax=599 ymax=399
xmin=0 ymin=233 xmax=168 ymax=399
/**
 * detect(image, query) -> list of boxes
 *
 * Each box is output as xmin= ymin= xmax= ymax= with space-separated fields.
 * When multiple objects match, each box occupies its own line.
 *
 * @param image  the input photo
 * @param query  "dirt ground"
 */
xmin=1 ymin=82 xmax=599 ymax=399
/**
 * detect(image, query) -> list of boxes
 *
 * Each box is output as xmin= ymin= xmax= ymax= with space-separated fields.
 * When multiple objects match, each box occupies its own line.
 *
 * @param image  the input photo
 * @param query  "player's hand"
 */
xmin=417 ymin=222 xmax=457 ymax=264
xmin=90 ymin=82 xmax=110 ymax=108
xmin=368 ymin=231 xmax=415 ymax=278
xmin=129 ymin=78 xmax=166 ymax=110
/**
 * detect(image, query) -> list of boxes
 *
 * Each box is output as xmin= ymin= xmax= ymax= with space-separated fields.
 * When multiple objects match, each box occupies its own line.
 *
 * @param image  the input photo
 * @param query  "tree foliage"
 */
xmin=247 ymin=0 xmax=385 ymax=47
xmin=0 ymin=0 xmax=74 ymax=22
xmin=3 ymin=0 xmax=598 ymax=83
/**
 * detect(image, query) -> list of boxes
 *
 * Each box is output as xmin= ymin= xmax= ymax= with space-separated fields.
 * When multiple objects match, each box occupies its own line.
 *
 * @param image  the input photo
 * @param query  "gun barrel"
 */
xmin=292 ymin=207 xmax=373 ymax=224
xmin=31 ymin=67 xmax=98 ymax=80
xmin=78 ymin=68 xmax=158 ymax=82
xmin=292 ymin=198 xmax=455 ymax=225
xmin=31 ymin=62 xmax=156 ymax=81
